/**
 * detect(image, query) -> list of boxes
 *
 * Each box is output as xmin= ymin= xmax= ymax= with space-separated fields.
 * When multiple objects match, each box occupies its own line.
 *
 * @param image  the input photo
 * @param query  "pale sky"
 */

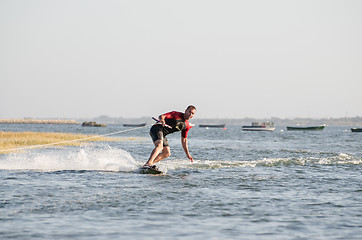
xmin=1 ymin=0 xmax=361 ymax=119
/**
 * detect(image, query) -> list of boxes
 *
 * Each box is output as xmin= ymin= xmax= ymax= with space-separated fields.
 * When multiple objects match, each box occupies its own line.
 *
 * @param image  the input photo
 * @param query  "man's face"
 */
xmin=184 ymin=108 xmax=196 ymax=120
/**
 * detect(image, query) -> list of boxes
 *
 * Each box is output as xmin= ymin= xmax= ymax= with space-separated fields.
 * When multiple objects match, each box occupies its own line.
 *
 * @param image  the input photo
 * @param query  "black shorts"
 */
xmin=149 ymin=124 xmax=169 ymax=147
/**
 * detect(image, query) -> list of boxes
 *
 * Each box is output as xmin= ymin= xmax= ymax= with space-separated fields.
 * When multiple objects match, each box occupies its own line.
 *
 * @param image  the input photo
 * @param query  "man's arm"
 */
xmin=181 ymin=137 xmax=193 ymax=162
xmin=158 ymin=114 xmax=166 ymax=126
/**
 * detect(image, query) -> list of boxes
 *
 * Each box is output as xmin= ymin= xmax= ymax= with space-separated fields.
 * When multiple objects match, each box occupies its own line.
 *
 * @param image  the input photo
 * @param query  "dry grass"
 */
xmin=0 ymin=131 xmax=122 ymax=154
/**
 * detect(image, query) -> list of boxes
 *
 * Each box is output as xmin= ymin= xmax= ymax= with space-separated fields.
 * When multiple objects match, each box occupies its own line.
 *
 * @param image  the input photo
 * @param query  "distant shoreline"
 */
xmin=1 ymin=116 xmax=362 ymax=126
xmin=0 ymin=119 xmax=79 ymax=124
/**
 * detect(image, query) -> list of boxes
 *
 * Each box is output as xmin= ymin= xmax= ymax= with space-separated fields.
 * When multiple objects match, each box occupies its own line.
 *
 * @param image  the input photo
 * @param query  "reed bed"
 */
xmin=0 ymin=119 xmax=79 ymax=124
xmin=0 ymin=131 xmax=123 ymax=154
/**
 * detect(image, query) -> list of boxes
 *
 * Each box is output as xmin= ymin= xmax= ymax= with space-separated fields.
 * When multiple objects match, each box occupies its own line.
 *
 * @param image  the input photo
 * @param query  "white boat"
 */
xmin=242 ymin=122 xmax=275 ymax=132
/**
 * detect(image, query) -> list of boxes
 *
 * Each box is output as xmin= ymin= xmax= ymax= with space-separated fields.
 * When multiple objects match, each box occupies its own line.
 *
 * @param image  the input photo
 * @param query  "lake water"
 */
xmin=1 ymin=124 xmax=361 ymax=239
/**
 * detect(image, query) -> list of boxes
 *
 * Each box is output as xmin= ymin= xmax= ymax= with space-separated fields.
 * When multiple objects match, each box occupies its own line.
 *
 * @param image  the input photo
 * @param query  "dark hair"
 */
xmin=186 ymin=105 xmax=196 ymax=111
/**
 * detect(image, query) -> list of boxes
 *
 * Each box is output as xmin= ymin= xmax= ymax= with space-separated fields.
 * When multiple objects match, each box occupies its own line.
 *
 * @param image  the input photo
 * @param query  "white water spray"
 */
xmin=0 ymin=145 xmax=140 ymax=172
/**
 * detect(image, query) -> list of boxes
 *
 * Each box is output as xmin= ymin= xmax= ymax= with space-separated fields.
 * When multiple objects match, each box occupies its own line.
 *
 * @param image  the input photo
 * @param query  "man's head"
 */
xmin=184 ymin=105 xmax=196 ymax=120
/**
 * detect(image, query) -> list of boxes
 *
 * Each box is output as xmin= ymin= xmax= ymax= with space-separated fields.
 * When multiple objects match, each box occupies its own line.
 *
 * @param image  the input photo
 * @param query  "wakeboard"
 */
xmin=139 ymin=166 xmax=164 ymax=175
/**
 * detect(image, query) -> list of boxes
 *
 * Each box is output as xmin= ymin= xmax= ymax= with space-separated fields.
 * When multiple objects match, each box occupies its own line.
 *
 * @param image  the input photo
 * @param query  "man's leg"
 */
xmin=145 ymin=141 xmax=171 ymax=167
xmin=145 ymin=140 xmax=163 ymax=166
xmin=153 ymin=146 xmax=171 ymax=164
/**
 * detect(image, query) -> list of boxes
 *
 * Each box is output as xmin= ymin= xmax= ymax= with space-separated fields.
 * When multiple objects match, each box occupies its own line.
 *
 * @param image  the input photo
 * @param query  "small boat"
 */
xmin=82 ymin=122 xmax=107 ymax=127
xmin=123 ymin=123 xmax=147 ymax=127
xmin=199 ymin=124 xmax=226 ymax=128
xmin=242 ymin=122 xmax=275 ymax=132
xmin=351 ymin=128 xmax=362 ymax=132
xmin=286 ymin=125 xmax=325 ymax=131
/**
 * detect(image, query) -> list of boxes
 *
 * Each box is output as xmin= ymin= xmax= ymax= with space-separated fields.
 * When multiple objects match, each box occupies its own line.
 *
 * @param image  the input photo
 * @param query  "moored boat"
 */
xmin=123 ymin=123 xmax=147 ymax=127
xmin=351 ymin=128 xmax=362 ymax=132
xmin=242 ymin=122 xmax=275 ymax=132
xmin=199 ymin=124 xmax=226 ymax=128
xmin=286 ymin=125 xmax=325 ymax=131
xmin=82 ymin=122 xmax=107 ymax=127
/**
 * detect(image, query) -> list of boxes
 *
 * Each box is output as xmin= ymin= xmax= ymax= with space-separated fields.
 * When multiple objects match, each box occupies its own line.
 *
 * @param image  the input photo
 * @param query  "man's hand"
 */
xmin=187 ymin=154 xmax=194 ymax=163
xmin=182 ymin=137 xmax=193 ymax=163
xmin=160 ymin=119 xmax=166 ymax=127
xmin=153 ymin=116 xmax=171 ymax=128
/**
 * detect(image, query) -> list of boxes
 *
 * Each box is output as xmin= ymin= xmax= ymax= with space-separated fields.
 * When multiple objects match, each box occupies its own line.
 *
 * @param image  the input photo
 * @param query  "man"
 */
xmin=143 ymin=105 xmax=197 ymax=169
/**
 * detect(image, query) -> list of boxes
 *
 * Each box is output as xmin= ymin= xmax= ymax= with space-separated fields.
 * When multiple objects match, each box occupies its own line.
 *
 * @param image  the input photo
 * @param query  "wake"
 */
xmin=0 ymin=145 xmax=140 ymax=172
xmin=159 ymin=153 xmax=362 ymax=171
xmin=1 ymin=146 xmax=360 ymax=173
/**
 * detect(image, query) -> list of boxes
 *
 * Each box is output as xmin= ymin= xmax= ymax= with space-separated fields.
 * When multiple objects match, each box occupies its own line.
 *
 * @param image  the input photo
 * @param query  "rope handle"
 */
xmin=152 ymin=117 xmax=172 ymax=128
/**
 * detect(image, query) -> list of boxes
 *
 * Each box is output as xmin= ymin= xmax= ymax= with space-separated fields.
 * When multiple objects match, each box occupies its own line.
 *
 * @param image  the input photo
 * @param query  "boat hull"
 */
xmin=123 ymin=123 xmax=147 ymax=127
xmin=351 ymin=128 xmax=362 ymax=132
xmin=287 ymin=126 xmax=325 ymax=131
xmin=82 ymin=122 xmax=107 ymax=127
xmin=242 ymin=126 xmax=275 ymax=132
xmin=199 ymin=124 xmax=226 ymax=128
